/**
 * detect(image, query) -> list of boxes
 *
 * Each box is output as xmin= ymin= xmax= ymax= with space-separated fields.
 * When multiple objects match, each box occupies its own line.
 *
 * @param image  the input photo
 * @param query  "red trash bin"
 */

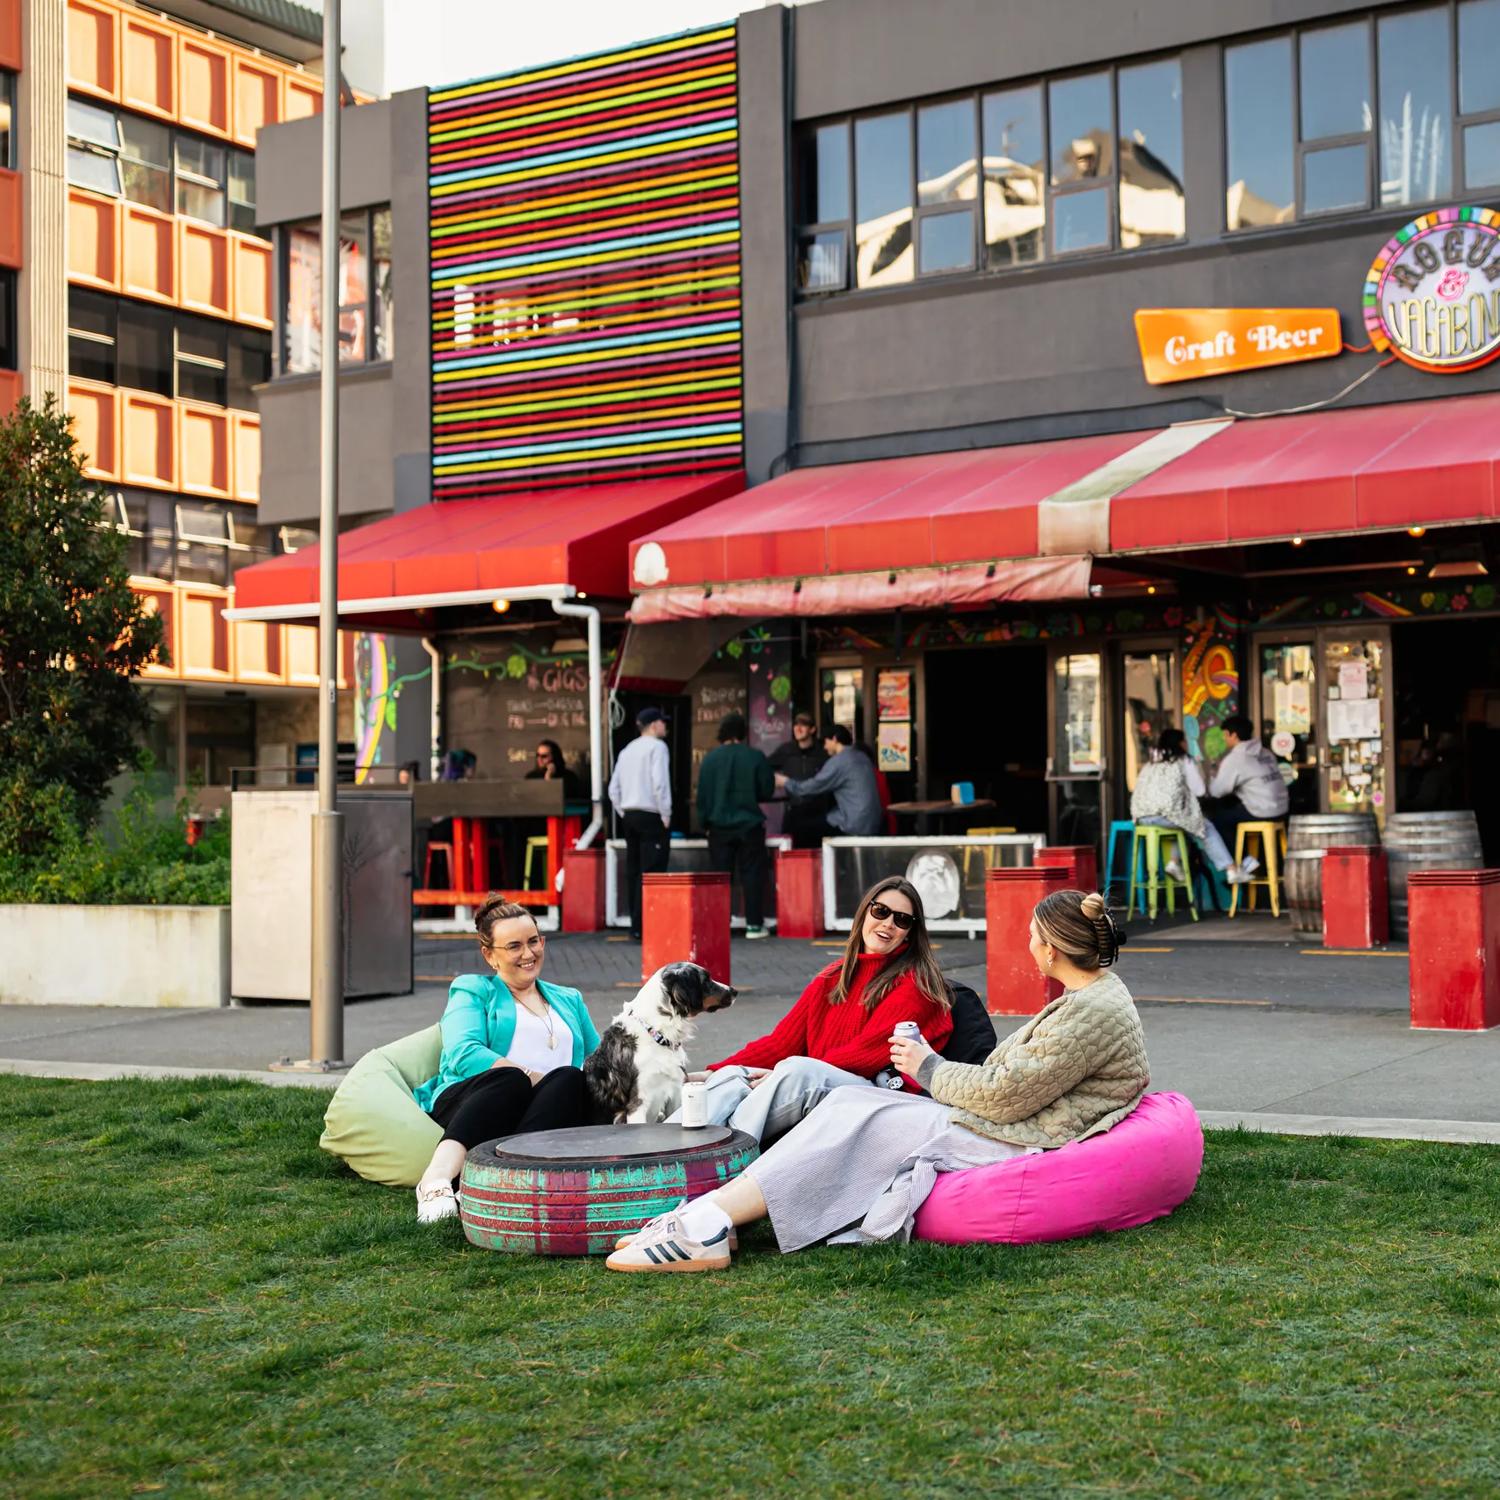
xmin=1322 ymin=845 xmax=1388 ymax=950
xmin=1408 ymin=868 xmax=1500 ymax=1031
xmin=776 ymin=849 xmax=825 ymax=939
xmin=1035 ymin=844 xmax=1099 ymax=893
xmin=642 ymin=872 xmax=732 ymax=985
xmin=561 ymin=847 xmax=605 ymax=933
xmin=985 ymin=865 xmax=1067 ymax=1016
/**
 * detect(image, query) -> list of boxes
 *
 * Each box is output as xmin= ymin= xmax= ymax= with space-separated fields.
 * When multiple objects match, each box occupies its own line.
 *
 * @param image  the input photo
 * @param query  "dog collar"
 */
xmin=644 ymin=1024 xmax=676 ymax=1050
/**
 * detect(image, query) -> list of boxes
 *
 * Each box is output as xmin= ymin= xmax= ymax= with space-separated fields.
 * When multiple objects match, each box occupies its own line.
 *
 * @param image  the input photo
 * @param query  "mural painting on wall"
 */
xmin=353 ymin=634 xmax=397 ymax=785
xmin=1181 ymin=621 xmax=1239 ymax=767
xmin=716 ymin=627 xmax=794 ymax=756
xmin=427 ymin=24 xmax=744 ymax=498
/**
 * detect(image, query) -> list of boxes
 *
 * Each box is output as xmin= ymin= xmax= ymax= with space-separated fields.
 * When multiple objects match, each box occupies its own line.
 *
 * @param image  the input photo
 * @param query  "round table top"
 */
xmin=485 ymin=1123 xmax=737 ymax=1162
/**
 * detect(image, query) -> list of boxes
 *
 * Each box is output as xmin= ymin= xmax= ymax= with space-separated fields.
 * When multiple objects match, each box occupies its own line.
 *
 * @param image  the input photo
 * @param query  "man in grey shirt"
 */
xmin=774 ymin=724 xmax=883 ymax=839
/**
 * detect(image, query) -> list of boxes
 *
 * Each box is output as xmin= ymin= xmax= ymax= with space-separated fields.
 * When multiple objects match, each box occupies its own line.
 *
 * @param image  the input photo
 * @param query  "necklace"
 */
xmin=520 ymin=994 xmax=558 ymax=1049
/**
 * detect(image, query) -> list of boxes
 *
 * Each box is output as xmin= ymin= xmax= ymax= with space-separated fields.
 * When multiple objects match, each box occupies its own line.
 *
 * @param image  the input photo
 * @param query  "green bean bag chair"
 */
xmin=319 ymin=1024 xmax=443 ymax=1188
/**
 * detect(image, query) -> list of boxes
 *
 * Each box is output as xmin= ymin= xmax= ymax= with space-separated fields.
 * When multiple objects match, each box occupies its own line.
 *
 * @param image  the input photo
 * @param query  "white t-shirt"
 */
xmin=507 ymin=1000 xmax=576 ymax=1077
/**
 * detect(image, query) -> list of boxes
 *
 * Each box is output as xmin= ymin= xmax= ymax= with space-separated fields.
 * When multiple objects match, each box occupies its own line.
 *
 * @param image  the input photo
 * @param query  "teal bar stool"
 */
xmin=1127 ymin=825 xmax=1199 ymax=921
xmin=1104 ymin=820 xmax=1136 ymax=898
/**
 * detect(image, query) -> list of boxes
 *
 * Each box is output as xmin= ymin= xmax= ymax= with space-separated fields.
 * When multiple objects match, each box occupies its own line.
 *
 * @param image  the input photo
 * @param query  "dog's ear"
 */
xmin=659 ymin=962 xmax=709 ymax=1018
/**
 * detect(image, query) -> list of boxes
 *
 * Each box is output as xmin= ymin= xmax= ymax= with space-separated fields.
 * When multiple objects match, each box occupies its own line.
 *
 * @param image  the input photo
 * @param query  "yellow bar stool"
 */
xmin=1127 ymin=824 xmax=1198 ymax=921
xmin=961 ymin=826 xmax=1018 ymax=884
xmin=1227 ymin=821 xmax=1288 ymax=917
xmin=523 ymin=835 xmax=550 ymax=891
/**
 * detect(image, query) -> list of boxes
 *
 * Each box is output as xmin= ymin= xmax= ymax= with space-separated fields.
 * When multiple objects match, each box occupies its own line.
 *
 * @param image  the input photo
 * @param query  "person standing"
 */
xmin=769 ymin=711 xmax=831 ymax=850
xmin=609 ymin=707 xmax=673 ymax=940
xmin=1205 ymin=713 xmax=1290 ymax=849
xmin=774 ymin=724 xmax=883 ymax=839
xmin=698 ymin=712 xmax=776 ymax=939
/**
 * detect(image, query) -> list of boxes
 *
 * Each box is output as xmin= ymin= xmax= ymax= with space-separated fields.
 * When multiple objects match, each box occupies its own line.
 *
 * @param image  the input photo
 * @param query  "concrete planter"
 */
xmin=0 ymin=904 xmax=230 ymax=1008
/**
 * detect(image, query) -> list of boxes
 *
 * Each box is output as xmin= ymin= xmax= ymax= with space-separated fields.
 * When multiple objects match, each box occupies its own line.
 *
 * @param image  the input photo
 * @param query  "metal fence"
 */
xmin=605 ymin=836 xmax=793 ymax=928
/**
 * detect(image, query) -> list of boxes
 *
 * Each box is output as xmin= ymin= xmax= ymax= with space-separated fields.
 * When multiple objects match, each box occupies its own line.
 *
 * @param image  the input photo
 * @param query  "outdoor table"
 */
xmin=886 ymin=798 xmax=999 ymax=835
xmin=459 ymin=1123 xmax=760 ymax=1255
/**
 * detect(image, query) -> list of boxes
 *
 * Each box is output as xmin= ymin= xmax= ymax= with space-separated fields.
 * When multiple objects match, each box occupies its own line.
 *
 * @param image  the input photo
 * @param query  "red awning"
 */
xmin=627 ymin=434 xmax=1152 ymax=619
xmin=1111 ymin=391 xmax=1500 ymax=552
xmin=231 ymin=472 xmax=744 ymax=618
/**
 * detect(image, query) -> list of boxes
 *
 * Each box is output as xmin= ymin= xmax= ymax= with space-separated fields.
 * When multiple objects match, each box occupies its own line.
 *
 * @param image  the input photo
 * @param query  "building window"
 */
xmin=104 ymin=491 xmax=266 ymax=585
xmin=794 ymin=58 xmax=1183 ymax=294
xmin=0 ymin=269 xmax=16 ymax=370
xmin=278 ymin=206 xmax=394 ymax=373
xmin=65 ymin=96 xmax=261 ymax=233
xmin=67 ymin=290 xmax=266 ymax=411
xmin=1226 ymin=1 xmax=1500 ymax=229
xmin=0 ymin=70 xmax=16 ymax=171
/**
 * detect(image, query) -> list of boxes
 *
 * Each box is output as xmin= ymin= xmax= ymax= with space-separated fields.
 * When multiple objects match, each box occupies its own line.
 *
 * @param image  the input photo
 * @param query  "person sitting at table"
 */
xmin=666 ymin=876 xmax=953 ymax=1142
xmin=774 ymin=724 xmax=883 ymax=839
xmin=1131 ymin=727 xmax=1258 ymax=887
xmin=1204 ymin=713 xmax=1289 ymax=850
xmin=410 ymin=898 xmax=599 ymax=1225
xmin=525 ymin=739 xmax=583 ymax=801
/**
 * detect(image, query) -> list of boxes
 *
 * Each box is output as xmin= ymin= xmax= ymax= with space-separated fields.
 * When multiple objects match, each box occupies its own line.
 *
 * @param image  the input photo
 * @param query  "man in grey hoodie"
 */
xmin=1205 ymin=713 xmax=1290 ymax=852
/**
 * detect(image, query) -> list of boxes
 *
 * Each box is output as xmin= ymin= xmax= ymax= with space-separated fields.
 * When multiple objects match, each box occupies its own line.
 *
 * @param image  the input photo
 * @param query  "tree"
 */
xmin=0 ymin=396 xmax=165 ymax=854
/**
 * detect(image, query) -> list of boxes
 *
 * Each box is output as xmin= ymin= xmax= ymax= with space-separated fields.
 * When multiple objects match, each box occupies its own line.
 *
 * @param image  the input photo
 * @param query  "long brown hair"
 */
xmin=830 ymin=877 xmax=952 ymax=1011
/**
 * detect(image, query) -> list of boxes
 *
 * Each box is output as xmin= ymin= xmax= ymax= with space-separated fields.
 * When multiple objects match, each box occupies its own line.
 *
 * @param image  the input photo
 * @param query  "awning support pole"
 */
xmin=552 ymin=595 xmax=604 ymax=852
xmin=422 ymin=636 xmax=443 ymax=782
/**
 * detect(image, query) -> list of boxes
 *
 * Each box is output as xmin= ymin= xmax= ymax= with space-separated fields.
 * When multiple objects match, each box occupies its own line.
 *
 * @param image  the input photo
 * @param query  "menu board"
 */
xmin=443 ymin=639 xmax=592 ymax=779
xmin=690 ymin=668 xmax=748 ymax=791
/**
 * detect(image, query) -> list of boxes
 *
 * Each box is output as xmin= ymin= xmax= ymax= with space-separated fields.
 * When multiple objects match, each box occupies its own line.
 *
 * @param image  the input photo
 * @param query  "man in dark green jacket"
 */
xmin=697 ymin=712 xmax=776 ymax=938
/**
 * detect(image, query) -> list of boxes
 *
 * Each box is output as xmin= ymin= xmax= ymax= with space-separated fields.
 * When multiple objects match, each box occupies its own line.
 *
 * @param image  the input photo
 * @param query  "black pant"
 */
xmin=782 ymin=800 xmax=830 ymax=851
xmin=621 ymin=808 xmax=670 ymax=937
xmin=707 ymin=823 xmax=769 ymax=929
xmin=429 ymin=1065 xmax=593 ymax=1150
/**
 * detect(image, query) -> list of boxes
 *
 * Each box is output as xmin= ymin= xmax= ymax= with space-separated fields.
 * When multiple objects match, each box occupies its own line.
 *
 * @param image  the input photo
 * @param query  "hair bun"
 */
xmin=1080 ymin=891 xmax=1107 ymax=920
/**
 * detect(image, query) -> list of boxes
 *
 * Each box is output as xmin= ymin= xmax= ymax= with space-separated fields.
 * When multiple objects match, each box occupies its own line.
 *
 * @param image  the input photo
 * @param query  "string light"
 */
xmin=1290 ymin=536 xmax=1305 ymax=547
xmin=1408 ymin=526 xmax=1427 ymax=538
xmin=491 ymin=598 xmax=511 ymax=614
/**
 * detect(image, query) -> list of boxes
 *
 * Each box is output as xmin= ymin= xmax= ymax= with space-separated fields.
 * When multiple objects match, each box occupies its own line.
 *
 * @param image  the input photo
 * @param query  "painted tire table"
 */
xmin=460 ymin=1124 xmax=759 ymax=1256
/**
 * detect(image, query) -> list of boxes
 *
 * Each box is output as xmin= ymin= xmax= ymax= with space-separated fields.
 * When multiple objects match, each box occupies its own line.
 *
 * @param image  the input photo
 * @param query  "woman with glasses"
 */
xmin=671 ymin=877 xmax=954 ymax=1145
xmin=411 ymin=898 xmax=599 ymax=1224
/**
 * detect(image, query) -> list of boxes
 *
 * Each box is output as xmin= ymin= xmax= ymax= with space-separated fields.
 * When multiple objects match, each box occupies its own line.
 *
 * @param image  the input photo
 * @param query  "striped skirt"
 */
xmin=741 ymin=1085 xmax=1033 ymax=1254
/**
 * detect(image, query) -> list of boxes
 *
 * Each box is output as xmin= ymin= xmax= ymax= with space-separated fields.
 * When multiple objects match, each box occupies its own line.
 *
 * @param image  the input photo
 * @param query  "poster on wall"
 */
xmin=877 ymin=669 xmax=911 ymax=721
xmin=878 ymin=721 xmax=911 ymax=772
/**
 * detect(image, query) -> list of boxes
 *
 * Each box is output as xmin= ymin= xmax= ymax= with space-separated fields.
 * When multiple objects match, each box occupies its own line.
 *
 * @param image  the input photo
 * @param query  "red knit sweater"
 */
xmin=709 ymin=951 xmax=954 ymax=1084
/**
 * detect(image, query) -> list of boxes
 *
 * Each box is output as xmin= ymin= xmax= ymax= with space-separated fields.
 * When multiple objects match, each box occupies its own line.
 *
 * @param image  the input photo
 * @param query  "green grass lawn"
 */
xmin=3 ymin=1077 xmax=1499 ymax=1498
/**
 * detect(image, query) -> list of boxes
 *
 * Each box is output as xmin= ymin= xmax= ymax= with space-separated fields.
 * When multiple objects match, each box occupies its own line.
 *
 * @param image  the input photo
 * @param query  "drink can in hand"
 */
xmin=680 ymin=1079 xmax=708 ymax=1128
xmin=891 ymin=1021 xmax=924 ymax=1045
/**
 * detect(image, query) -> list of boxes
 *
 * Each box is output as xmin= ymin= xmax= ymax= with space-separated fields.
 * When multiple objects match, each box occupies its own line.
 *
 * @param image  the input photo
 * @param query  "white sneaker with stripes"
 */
xmin=605 ymin=1205 xmax=732 ymax=1273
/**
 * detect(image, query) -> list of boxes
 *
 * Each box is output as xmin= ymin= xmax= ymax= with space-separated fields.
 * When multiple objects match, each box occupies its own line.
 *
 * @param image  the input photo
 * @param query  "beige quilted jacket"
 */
xmin=914 ymin=970 xmax=1148 ymax=1148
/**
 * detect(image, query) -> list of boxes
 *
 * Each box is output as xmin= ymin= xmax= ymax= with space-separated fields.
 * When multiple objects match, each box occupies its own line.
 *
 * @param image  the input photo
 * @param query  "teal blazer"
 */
xmin=413 ymin=973 xmax=601 ymax=1114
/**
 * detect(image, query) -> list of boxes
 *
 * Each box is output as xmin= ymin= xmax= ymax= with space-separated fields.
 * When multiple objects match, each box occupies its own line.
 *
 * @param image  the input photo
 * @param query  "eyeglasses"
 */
xmin=867 ymin=901 xmax=916 ymax=930
xmin=496 ymin=935 xmax=546 ymax=957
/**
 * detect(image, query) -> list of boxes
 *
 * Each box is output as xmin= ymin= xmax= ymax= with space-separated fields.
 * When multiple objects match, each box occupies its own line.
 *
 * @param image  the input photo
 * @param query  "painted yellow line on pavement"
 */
xmin=1302 ymin=949 xmax=1409 ymax=958
xmin=415 ymin=974 xmax=459 ymax=982
xmin=1127 ymin=946 xmax=1176 ymax=953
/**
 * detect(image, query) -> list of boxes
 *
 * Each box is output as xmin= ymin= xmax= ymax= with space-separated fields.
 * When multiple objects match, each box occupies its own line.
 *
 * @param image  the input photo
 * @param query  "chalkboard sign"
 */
xmin=443 ymin=635 xmax=593 ymax=785
xmin=746 ymin=640 xmax=794 ymax=756
xmin=689 ymin=667 xmax=747 ymax=811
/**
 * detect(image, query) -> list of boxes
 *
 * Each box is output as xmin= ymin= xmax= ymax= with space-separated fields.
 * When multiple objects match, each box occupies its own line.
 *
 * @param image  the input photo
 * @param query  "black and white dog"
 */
xmin=584 ymin=963 xmax=735 ymax=1125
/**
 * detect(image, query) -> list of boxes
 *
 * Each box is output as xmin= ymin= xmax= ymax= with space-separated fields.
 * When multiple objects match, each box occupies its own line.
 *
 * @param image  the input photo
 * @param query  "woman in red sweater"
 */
xmin=674 ymin=876 xmax=953 ymax=1143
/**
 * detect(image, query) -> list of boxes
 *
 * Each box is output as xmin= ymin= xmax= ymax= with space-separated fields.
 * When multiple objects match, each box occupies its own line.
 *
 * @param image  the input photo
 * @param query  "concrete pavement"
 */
xmin=3 ymin=928 xmax=1496 ymax=1139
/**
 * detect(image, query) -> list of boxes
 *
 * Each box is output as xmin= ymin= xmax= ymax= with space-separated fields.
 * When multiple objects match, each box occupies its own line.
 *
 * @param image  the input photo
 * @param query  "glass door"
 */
xmin=819 ymin=664 xmax=866 ymax=745
xmin=1047 ymin=646 xmax=1107 ymax=849
xmin=1118 ymin=643 xmax=1181 ymax=793
xmin=1257 ymin=636 xmax=1319 ymax=816
xmin=1320 ymin=629 xmax=1394 ymax=824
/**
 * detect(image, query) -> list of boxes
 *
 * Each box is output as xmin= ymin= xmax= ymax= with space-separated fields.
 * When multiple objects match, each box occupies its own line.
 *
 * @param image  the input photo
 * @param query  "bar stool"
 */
xmin=1127 ymin=825 xmax=1198 ymax=921
xmin=523 ymin=835 xmax=550 ymax=891
xmin=1104 ymin=820 xmax=1136 ymax=898
xmin=422 ymin=840 xmax=453 ymax=891
xmin=1227 ymin=822 xmax=1288 ymax=917
xmin=960 ymin=826 xmax=1018 ymax=884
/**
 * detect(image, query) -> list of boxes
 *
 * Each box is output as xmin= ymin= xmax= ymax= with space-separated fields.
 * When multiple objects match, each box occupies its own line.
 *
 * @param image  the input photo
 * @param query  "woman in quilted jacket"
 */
xmin=608 ymin=888 xmax=1149 ymax=1272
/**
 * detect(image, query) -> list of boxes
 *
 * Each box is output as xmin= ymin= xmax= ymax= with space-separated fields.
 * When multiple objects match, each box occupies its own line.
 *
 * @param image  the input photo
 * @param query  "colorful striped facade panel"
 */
xmin=428 ymin=25 xmax=744 ymax=498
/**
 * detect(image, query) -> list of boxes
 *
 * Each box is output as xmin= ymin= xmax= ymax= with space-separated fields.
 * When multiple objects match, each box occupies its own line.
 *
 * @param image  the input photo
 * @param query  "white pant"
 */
xmin=666 ymin=1056 xmax=878 ymax=1143
xmin=1136 ymin=815 xmax=1235 ymax=873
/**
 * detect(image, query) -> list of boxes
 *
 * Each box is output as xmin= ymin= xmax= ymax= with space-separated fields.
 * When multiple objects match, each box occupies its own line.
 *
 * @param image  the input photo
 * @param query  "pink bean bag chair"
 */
xmin=913 ymin=1091 xmax=1203 ymax=1246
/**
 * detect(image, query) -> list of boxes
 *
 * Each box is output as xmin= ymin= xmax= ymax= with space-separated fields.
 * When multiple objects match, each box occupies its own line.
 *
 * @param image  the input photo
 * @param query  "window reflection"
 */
xmin=1460 ymin=0 xmax=1500 ymax=115
xmin=1117 ymin=58 xmax=1184 ymax=247
xmin=1049 ymin=72 xmax=1112 ymax=184
xmin=1225 ymin=37 xmax=1295 ymax=229
xmin=1378 ymin=7 xmax=1451 ymax=206
xmin=917 ymin=99 xmax=977 ymax=205
xmin=1304 ymin=142 xmax=1369 ymax=214
xmin=797 ymin=231 xmax=847 ymax=292
xmin=919 ymin=209 xmax=974 ymax=273
xmin=982 ymin=85 xmax=1045 ymax=266
xmin=854 ymin=111 xmax=913 ymax=288
xmin=1467 ymin=121 xmax=1500 ymax=189
xmin=1299 ymin=23 xmax=1371 ymax=142
xmin=1054 ymin=187 xmax=1110 ymax=253
xmin=798 ymin=120 xmax=849 ymax=224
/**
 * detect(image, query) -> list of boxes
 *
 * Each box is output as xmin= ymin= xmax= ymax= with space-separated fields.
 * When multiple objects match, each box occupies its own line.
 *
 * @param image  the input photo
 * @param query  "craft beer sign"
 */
xmin=1363 ymin=206 xmax=1500 ymax=373
xmin=1134 ymin=308 xmax=1342 ymax=384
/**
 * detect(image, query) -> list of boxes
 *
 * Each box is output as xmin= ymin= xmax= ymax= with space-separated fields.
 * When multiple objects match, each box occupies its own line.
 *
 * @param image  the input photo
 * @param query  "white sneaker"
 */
xmin=1225 ymin=867 xmax=1248 ymax=885
xmin=1164 ymin=857 xmax=1186 ymax=881
xmin=605 ymin=1204 xmax=732 ymax=1273
xmin=1239 ymin=855 xmax=1261 ymax=879
xmin=744 ymin=926 xmax=768 ymax=940
xmin=415 ymin=1182 xmax=459 ymax=1225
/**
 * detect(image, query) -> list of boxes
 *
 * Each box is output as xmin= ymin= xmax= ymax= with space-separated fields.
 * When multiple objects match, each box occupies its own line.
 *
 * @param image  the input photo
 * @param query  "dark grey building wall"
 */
xmin=734 ymin=0 xmax=1500 ymax=473
xmin=254 ymin=90 xmax=430 ymax=527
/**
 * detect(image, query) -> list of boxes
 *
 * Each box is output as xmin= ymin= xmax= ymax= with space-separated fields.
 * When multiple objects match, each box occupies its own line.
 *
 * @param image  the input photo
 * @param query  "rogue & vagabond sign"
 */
xmin=1363 ymin=206 xmax=1500 ymax=373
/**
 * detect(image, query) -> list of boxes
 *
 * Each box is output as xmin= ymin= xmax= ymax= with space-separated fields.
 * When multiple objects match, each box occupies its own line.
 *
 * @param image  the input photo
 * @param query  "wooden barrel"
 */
xmin=1284 ymin=814 xmax=1380 ymax=936
xmin=1385 ymin=811 xmax=1485 ymax=940
xmin=460 ymin=1123 xmax=759 ymax=1256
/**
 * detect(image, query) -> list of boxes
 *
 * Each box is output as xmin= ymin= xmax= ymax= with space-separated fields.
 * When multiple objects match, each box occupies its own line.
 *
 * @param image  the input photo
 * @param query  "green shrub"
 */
xmin=0 ymin=774 xmax=229 ymax=906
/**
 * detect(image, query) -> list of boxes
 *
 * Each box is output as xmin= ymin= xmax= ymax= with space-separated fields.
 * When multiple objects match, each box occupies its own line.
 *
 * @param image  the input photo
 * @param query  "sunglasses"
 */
xmin=867 ymin=901 xmax=916 ymax=930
